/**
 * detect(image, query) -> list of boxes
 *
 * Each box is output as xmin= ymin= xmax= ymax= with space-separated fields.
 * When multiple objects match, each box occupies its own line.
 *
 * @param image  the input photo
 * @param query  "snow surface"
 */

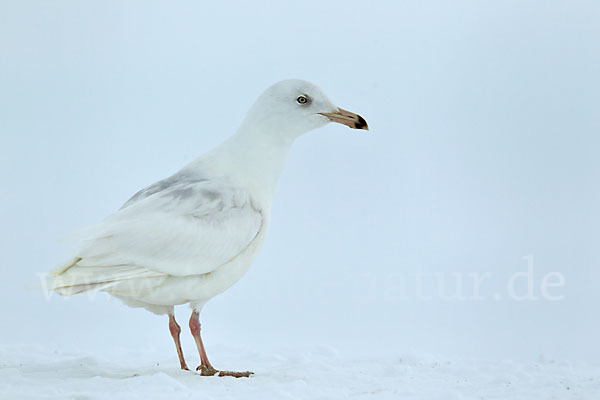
xmin=1 ymin=345 xmax=599 ymax=400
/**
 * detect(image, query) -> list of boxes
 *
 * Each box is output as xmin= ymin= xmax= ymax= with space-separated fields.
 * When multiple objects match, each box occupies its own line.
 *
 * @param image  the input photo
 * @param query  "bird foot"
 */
xmin=197 ymin=365 xmax=218 ymax=376
xmin=217 ymin=370 xmax=254 ymax=378
xmin=196 ymin=365 xmax=253 ymax=378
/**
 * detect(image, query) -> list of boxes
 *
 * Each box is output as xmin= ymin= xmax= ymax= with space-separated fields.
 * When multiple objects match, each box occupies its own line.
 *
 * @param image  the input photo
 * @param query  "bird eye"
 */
xmin=296 ymin=95 xmax=309 ymax=105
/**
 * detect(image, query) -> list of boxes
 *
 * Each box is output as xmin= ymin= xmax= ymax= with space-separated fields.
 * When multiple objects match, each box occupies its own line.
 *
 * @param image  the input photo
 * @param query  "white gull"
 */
xmin=48 ymin=79 xmax=368 ymax=377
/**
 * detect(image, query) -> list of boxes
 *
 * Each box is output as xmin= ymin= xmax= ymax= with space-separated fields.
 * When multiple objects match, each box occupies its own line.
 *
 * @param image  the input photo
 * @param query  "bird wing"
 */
xmin=63 ymin=178 xmax=263 ymax=278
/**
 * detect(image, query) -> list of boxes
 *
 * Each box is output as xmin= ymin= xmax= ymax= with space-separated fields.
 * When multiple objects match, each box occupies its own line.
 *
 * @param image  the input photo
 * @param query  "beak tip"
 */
xmin=355 ymin=115 xmax=369 ymax=131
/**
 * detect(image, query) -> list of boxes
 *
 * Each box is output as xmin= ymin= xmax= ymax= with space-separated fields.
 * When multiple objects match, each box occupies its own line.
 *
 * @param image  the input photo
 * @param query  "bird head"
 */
xmin=240 ymin=79 xmax=368 ymax=140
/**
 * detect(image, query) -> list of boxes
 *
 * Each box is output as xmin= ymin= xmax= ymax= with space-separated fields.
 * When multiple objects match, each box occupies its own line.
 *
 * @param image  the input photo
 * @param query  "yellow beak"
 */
xmin=319 ymin=107 xmax=369 ymax=130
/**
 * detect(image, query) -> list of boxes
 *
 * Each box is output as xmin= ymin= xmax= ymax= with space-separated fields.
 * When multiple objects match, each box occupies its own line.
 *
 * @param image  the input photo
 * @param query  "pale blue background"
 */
xmin=1 ymin=1 xmax=599 ymax=362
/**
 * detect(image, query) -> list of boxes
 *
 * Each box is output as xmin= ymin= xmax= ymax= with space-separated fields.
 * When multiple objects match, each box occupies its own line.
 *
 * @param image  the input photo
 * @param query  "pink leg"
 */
xmin=169 ymin=314 xmax=189 ymax=370
xmin=189 ymin=310 xmax=217 ymax=375
xmin=188 ymin=310 xmax=253 ymax=378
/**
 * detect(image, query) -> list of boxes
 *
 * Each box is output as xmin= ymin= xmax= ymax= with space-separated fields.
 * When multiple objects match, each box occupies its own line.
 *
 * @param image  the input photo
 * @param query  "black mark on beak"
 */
xmin=355 ymin=115 xmax=368 ymax=130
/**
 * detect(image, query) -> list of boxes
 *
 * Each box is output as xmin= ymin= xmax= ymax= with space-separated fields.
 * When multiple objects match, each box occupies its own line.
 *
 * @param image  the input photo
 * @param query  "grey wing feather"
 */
xmin=122 ymin=172 xmax=207 ymax=209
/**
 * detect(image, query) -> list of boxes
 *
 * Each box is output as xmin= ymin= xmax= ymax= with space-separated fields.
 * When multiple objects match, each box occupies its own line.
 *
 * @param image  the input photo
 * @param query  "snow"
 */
xmin=2 ymin=345 xmax=599 ymax=399
xmin=2 ymin=2 xmax=600 ymax=400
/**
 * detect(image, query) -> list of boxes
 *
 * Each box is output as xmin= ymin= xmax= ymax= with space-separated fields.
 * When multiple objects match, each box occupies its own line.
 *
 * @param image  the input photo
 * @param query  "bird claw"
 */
xmin=196 ymin=365 xmax=253 ymax=378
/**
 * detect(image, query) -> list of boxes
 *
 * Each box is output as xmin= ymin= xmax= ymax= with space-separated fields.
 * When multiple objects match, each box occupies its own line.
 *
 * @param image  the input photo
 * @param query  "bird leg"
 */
xmin=188 ymin=310 xmax=253 ymax=378
xmin=168 ymin=313 xmax=189 ymax=370
xmin=188 ymin=310 xmax=216 ymax=375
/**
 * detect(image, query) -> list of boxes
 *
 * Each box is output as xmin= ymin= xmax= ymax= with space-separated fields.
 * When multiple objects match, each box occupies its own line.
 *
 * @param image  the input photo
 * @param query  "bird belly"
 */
xmin=105 ymin=225 xmax=268 ymax=311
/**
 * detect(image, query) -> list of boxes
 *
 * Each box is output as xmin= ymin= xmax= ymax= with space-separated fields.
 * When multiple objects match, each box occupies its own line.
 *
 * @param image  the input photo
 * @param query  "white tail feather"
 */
xmin=48 ymin=259 xmax=164 ymax=297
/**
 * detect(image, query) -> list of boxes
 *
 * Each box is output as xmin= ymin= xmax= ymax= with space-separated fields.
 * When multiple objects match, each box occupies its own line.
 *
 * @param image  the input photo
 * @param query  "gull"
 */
xmin=48 ymin=79 xmax=368 ymax=377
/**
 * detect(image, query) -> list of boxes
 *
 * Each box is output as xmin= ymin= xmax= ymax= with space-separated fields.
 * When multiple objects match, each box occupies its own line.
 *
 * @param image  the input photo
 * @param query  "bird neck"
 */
xmin=192 ymin=126 xmax=296 ymax=204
